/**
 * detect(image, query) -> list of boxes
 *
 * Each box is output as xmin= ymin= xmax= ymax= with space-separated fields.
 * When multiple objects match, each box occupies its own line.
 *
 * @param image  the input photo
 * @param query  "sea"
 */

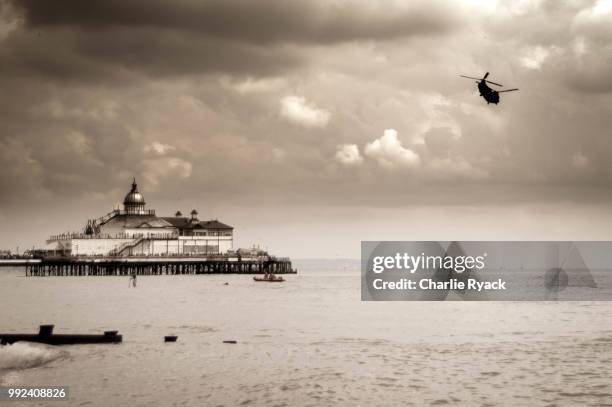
xmin=1 ymin=259 xmax=612 ymax=406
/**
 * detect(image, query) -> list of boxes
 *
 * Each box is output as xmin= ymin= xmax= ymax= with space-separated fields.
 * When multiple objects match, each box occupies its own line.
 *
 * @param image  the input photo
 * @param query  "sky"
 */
xmin=2 ymin=0 xmax=612 ymax=258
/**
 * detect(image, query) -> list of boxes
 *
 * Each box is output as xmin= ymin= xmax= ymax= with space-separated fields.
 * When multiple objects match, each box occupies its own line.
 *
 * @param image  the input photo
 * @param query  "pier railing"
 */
xmin=92 ymin=209 xmax=156 ymax=225
xmin=47 ymin=232 xmax=179 ymax=243
xmin=38 ymin=252 xmax=280 ymax=261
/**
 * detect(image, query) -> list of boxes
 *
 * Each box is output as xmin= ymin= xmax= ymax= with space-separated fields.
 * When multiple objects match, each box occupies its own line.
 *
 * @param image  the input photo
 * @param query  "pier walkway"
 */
xmin=25 ymin=256 xmax=295 ymax=277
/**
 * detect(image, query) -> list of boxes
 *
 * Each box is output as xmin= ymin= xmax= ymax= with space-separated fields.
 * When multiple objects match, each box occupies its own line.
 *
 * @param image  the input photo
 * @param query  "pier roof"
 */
xmin=102 ymin=214 xmax=174 ymax=229
xmin=161 ymin=217 xmax=193 ymax=228
xmin=201 ymin=220 xmax=233 ymax=230
xmin=161 ymin=217 xmax=233 ymax=230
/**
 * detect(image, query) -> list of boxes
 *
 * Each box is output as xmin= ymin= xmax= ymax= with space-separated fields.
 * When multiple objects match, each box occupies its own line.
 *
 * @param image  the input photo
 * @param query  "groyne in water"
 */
xmin=25 ymin=256 xmax=295 ymax=276
xmin=1 ymin=325 xmax=122 ymax=345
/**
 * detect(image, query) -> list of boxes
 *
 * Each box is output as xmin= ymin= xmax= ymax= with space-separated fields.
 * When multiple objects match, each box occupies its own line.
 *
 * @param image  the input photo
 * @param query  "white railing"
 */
xmin=47 ymin=232 xmax=178 ymax=243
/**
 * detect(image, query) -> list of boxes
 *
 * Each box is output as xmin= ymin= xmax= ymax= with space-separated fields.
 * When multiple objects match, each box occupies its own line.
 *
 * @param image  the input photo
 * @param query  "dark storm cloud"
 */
xmin=2 ymin=0 xmax=462 ymax=82
xmin=13 ymin=0 xmax=460 ymax=45
xmin=0 ymin=27 xmax=303 ymax=81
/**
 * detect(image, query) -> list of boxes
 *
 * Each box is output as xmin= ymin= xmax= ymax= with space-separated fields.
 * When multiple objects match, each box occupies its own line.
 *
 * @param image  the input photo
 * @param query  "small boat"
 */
xmin=253 ymin=274 xmax=285 ymax=282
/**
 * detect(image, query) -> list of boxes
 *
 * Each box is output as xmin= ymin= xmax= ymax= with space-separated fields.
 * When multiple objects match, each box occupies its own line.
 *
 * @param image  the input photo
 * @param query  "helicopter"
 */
xmin=460 ymin=72 xmax=518 ymax=104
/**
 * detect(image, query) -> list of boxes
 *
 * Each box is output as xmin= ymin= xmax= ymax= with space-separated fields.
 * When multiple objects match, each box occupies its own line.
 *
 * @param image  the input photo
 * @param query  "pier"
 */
xmin=25 ymin=255 xmax=295 ymax=277
xmin=7 ymin=180 xmax=296 ymax=277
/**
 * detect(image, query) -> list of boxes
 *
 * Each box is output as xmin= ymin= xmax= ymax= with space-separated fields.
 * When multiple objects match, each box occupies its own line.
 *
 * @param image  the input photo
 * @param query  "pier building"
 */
xmin=46 ymin=180 xmax=233 ymax=257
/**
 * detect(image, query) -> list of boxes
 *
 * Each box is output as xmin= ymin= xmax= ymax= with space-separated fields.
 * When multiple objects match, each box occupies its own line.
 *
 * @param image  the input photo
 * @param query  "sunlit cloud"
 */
xmin=280 ymin=96 xmax=330 ymax=128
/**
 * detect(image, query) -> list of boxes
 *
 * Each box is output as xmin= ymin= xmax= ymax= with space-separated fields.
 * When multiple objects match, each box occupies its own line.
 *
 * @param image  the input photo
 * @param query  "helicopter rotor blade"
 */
xmin=484 ymin=80 xmax=503 ymax=87
xmin=460 ymin=75 xmax=483 ymax=81
xmin=483 ymin=72 xmax=490 ymax=79
xmin=460 ymin=75 xmax=503 ymax=86
xmin=498 ymin=88 xmax=519 ymax=92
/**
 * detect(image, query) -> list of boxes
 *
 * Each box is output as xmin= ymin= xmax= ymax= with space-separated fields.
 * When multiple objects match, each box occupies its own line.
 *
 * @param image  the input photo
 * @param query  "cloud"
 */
xmin=272 ymin=147 xmax=287 ymax=163
xmin=31 ymin=99 xmax=119 ymax=120
xmin=0 ymin=0 xmax=20 ymax=41
xmin=519 ymin=46 xmax=551 ymax=70
xmin=280 ymin=96 xmax=330 ymax=128
xmin=335 ymin=144 xmax=363 ymax=166
xmin=142 ymin=141 xmax=192 ymax=188
xmin=573 ymin=0 xmax=612 ymax=41
xmin=65 ymin=130 xmax=92 ymax=156
xmin=572 ymin=152 xmax=588 ymax=169
xmin=364 ymin=129 xmax=420 ymax=169
xmin=12 ymin=0 xmax=461 ymax=45
xmin=58 ymin=130 xmax=103 ymax=167
xmin=427 ymin=157 xmax=490 ymax=180
xmin=143 ymin=156 xmax=192 ymax=189
xmin=223 ymin=77 xmax=287 ymax=94
xmin=1 ymin=0 xmax=462 ymax=83
xmin=144 ymin=141 xmax=175 ymax=156
xmin=0 ymin=138 xmax=46 ymax=202
xmin=0 ymin=27 xmax=304 ymax=82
